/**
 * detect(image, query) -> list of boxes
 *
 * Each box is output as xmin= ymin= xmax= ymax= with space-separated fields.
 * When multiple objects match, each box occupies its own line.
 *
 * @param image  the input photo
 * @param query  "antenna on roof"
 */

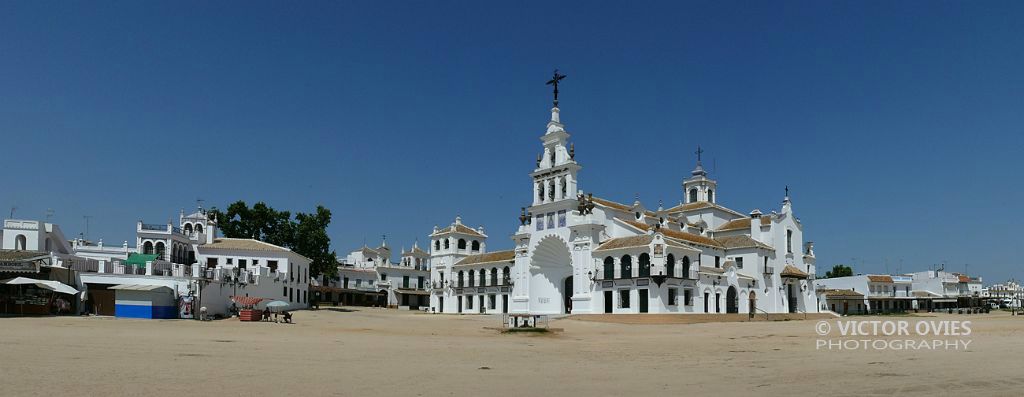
xmin=45 ymin=208 xmax=54 ymax=220
xmin=83 ymin=215 xmax=93 ymax=241
xmin=9 ymin=206 xmax=15 ymax=219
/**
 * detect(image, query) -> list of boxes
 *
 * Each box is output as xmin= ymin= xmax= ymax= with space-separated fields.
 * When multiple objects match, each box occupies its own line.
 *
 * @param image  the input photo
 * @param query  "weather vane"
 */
xmin=546 ymin=69 xmax=567 ymax=107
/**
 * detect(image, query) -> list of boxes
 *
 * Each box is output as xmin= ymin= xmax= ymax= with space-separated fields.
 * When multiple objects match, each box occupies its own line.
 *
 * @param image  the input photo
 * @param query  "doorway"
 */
xmin=502 ymin=295 xmax=508 ymax=313
xmin=604 ymin=290 xmax=613 ymax=313
xmin=563 ymin=276 xmax=573 ymax=313
xmin=439 ymin=297 xmax=444 ymax=313
xmin=726 ymin=287 xmax=738 ymax=313
xmin=639 ymin=289 xmax=649 ymax=313
xmin=457 ymin=297 xmax=462 ymax=313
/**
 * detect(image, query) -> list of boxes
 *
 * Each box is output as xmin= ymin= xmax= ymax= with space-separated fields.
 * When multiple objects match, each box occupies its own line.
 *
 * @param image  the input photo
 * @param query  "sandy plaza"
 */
xmin=3 ymin=309 xmax=1023 ymax=397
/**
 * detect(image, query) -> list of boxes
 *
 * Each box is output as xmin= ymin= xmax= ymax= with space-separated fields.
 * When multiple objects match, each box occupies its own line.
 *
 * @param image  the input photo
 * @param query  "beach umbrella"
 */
xmin=264 ymin=300 xmax=288 ymax=311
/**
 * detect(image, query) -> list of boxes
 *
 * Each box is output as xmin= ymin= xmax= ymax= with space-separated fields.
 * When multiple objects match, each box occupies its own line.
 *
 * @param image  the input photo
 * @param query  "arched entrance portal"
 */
xmin=726 ymin=286 xmax=738 ymax=313
xmin=529 ymin=236 xmax=573 ymax=314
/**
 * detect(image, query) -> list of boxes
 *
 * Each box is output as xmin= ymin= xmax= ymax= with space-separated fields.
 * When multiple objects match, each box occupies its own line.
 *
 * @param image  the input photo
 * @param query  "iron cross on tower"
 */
xmin=546 ymin=69 xmax=567 ymax=107
xmin=695 ymin=145 xmax=704 ymax=162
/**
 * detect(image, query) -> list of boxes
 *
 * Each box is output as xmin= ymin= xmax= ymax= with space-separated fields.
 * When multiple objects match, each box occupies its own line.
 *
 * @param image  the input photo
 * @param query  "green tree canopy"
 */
xmin=209 ymin=201 xmax=337 ymax=279
xmin=824 ymin=264 xmax=854 ymax=279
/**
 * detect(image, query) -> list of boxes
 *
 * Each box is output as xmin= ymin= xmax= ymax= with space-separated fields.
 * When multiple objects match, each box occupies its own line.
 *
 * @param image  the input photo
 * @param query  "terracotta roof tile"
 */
xmin=717 ymin=218 xmax=752 ymax=231
xmin=0 ymin=250 xmax=50 ymax=263
xmin=665 ymin=201 xmax=744 ymax=217
xmin=431 ymin=223 xmax=486 ymax=238
xmin=866 ymin=275 xmax=893 ymax=283
xmin=715 ymin=235 xmax=774 ymax=250
xmin=590 ymin=197 xmax=634 ymax=212
xmin=594 ymin=235 xmax=654 ymax=251
xmin=453 ymin=250 xmax=515 ymax=267
xmin=819 ymin=289 xmax=864 ymax=298
xmin=203 ymin=238 xmax=290 ymax=253
xmin=780 ymin=265 xmax=809 ymax=279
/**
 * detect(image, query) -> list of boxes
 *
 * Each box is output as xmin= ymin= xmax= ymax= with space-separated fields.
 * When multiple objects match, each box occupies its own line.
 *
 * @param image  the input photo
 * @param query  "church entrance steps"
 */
xmin=565 ymin=312 xmax=837 ymax=325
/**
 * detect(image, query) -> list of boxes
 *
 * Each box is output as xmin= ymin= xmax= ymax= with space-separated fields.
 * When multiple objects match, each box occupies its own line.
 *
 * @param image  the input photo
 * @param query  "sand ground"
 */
xmin=2 ymin=308 xmax=1022 ymax=397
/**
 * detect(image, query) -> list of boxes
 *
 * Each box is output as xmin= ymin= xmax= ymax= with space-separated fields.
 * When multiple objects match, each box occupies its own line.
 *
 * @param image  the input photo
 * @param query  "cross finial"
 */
xmin=695 ymin=145 xmax=704 ymax=162
xmin=546 ymin=69 xmax=567 ymax=107
xmin=785 ymin=185 xmax=790 ymax=197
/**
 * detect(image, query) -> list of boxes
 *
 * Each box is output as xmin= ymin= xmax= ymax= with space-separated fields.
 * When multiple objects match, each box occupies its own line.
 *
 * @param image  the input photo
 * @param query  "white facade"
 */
xmin=429 ymin=103 xmax=819 ymax=315
xmin=330 ymin=240 xmax=430 ymax=309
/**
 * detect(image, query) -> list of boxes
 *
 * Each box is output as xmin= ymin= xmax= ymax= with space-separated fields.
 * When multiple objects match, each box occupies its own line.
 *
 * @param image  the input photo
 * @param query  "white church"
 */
xmin=428 ymin=79 xmax=818 ymax=315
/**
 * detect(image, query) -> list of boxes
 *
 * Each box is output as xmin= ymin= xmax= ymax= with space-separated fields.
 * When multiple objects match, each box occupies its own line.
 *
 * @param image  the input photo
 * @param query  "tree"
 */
xmin=824 ymin=264 xmax=854 ymax=279
xmin=209 ymin=201 xmax=337 ymax=279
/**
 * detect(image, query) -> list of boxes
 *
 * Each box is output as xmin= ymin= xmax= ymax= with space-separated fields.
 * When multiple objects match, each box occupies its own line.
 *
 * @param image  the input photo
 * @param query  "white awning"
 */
xmin=109 ymin=284 xmax=173 ymax=291
xmin=0 ymin=277 xmax=79 ymax=295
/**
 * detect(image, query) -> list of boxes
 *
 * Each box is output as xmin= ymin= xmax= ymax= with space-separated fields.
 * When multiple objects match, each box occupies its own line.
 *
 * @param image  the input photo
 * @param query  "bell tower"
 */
xmin=531 ymin=70 xmax=581 ymax=207
xmin=683 ymin=146 xmax=718 ymax=204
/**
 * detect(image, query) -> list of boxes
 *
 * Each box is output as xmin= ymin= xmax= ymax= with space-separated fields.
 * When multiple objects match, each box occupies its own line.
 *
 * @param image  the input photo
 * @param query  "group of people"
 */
xmin=261 ymin=307 xmax=293 ymax=323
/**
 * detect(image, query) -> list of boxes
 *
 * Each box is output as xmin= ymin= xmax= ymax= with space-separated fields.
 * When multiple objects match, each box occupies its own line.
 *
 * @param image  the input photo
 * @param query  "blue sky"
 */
xmin=2 ymin=1 xmax=1022 ymax=281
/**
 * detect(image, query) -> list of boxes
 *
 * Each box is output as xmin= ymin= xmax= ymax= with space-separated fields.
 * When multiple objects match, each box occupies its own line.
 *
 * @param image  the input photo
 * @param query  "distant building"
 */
xmin=319 ymin=239 xmax=430 ymax=310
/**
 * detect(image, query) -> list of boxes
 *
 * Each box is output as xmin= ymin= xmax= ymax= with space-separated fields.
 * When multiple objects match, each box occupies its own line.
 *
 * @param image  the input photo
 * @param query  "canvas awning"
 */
xmin=0 ymin=277 xmax=79 ymax=295
xmin=395 ymin=288 xmax=430 ymax=296
xmin=230 ymin=296 xmax=266 ymax=306
xmin=123 ymin=253 xmax=161 ymax=268
xmin=109 ymin=284 xmax=173 ymax=291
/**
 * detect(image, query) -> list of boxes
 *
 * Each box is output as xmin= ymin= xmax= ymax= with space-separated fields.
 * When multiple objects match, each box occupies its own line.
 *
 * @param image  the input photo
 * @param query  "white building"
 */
xmin=322 ymin=240 xmax=430 ymax=309
xmin=5 ymin=206 xmax=311 ymax=318
xmin=428 ymin=97 xmax=818 ymax=315
xmin=817 ymin=270 xmax=985 ymax=314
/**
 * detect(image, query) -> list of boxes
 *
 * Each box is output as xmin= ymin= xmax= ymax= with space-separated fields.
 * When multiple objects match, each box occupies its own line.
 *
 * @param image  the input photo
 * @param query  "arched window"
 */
xmin=195 ymin=224 xmax=204 ymax=234
xmin=537 ymin=182 xmax=544 ymax=201
xmin=620 ymin=255 xmax=632 ymax=279
xmin=458 ymin=239 xmax=467 ymax=250
xmin=435 ymin=240 xmax=440 ymax=250
xmin=639 ymin=253 xmax=651 ymax=277
xmin=468 ymin=270 xmax=475 ymax=287
xmin=787 ymin=230 xmax=794 ymax=254
xmin=155 ymin=242 xmax=166 ymax=260
xmin=550 ymin=150 xmax=555 ymax=165
xmin=689 ymin=188 xmax=698 ymax=203
xmin=707 ymin=189 xmax=714 ymax=203
xmin=490 ymin=267 xmax=498 ymax=286
xmin=458 ymin=271 xmax=465 ymax=287
xmin=14 ymin=234 xmax=27 ymax=250
xmin=548 ymin=180 xmax=555 ymax=200
xmin=183 ymin=223 xmax=193 ymax=235
xmin=479 ymin=269 xmax=486 ymax=286
xmin=682 ymin=256 xmax=691 ymax=279
xmin=503 ymin=266 xmax=510 ymax=284
xmin=666 ymin=254 xmax=676 ymax=277
xmin=143 ymin=241 xmax=154 ymax=255
xmin=560 ymin=178 xmax=567 ymax=198
xmin=444 ymin=239 xmax=450 ymax=249
xmin=603 ymin=257 xmax=614 ymax=279
xmin=471 ymin=240 xmax=480 ymax=251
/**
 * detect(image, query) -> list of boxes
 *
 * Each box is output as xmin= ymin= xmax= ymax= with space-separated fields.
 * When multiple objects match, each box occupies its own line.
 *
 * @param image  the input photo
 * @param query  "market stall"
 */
xmin=1 ymin=277 xmax=79 ymax=315
xmin=230 ymin=296 xmax=266 ymax=321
